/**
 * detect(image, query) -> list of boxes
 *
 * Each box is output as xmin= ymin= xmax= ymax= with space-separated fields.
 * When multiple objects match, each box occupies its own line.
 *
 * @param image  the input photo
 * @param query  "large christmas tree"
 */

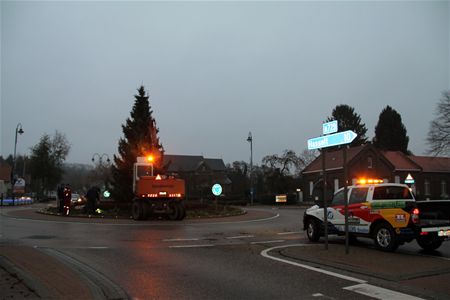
xmin=111 ymin=86 xmax=164 ymax=203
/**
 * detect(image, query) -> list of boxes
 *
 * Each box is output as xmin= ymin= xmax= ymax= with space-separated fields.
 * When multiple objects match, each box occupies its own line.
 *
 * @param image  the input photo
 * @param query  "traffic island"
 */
xmin=37 ymin=203 xmax=245 ymax=220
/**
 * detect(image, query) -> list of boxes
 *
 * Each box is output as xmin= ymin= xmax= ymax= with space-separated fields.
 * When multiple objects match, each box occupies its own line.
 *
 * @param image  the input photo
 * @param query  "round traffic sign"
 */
xmin=212 ymin=184 xmax=222 ymax=196
xmin=103 ymin=190 xmax=111 ymax=198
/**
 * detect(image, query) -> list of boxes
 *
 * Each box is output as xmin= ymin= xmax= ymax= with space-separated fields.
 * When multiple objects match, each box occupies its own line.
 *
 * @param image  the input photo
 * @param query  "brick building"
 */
xmin=302 ymin=144 xmax=450 ymax=201
xmin=163 ymin=155 xmax=231 ymax=200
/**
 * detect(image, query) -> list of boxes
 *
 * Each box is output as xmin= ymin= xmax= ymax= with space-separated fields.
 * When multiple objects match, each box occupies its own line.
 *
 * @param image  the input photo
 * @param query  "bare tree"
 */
xmin=262 ymin=149 xmax=317 ymax=176
xmin=427 ymin=91 xmax=450 ymax=156
xmin=297 ymin=149 xmax=319 ymax=172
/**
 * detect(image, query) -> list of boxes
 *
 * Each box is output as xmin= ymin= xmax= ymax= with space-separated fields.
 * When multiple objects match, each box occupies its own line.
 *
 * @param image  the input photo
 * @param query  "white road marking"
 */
xmin=262 ymin=244 xmax=424 ymax=299
xmin=251 ymin=240 xmax=285 ymax=245
xmin=163 ymin=238 xmax=200 ymax=242
xmin=343 ymin=283 xmax=424 ymax=300
xmin=87 ymin=246 xmax=109 ymax=249
xmin=312 ymin=293 xmax=324 ymax=297
xmin=169 ymin=244 xmax=214 ymax=249
xmin=277 ymin=231 xmax=301 ymax=235
xmin=261 ymin=244 xmax=366 ymax=284
xmin=226 ymin=235 xmax=255 ymax=239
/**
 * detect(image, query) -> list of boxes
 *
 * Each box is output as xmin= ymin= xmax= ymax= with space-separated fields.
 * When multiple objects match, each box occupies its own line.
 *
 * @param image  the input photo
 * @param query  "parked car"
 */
xmin=71 ymin=193 xmax=86 ymax=206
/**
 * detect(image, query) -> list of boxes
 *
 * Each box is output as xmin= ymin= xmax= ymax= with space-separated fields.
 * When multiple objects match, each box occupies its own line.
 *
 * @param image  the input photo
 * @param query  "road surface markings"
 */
xmin=277 ymin=231 xmax=301 ymax=235
xmin=169 ymin=244 xmax=214 ymax=249
xmin=262 ymin=244 xmax=424 ymax=299
xmin=251 ymin=240 xmax=285 ymax=245
xmin=261 ymin=244 xmax=365 ymax=283
xmin=87 ymin=246 xmax=109 ymax=249
xmin=226 ymin=235 xmax=255 ymax=239
xmin=343 ymin=283 xmax=424 ymax=300
xmin=163 ymin=238 xmax=201 ymax=242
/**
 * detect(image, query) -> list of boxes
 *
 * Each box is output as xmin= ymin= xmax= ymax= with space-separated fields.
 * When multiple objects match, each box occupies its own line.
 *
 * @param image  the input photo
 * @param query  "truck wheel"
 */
xmin=305 ymin=218 xmax=320 ymax=242
xmin=373 ymin=223 xmax=398 ymax=251
xmin=177 ymin=202 xmax=186 ymax=220
xmin=132 ymin=201 xmax=144 ymax=220
xmin=417 ymin=236 xmax=443 ymax=252
xmin=142 ymin=202 xmax=150 ymax=220
xmin=168 ymin=202 xmax=179 ymax=220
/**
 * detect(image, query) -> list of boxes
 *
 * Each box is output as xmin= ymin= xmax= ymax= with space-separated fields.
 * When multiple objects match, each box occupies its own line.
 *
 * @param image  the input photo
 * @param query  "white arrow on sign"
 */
xmin=307 ymin=130 xmax=357 ymax=150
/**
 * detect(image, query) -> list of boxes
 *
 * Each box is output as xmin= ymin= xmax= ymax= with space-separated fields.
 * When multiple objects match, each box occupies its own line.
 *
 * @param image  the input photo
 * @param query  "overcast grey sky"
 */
xmin=1 ymin=1 xmax=449 ymax=166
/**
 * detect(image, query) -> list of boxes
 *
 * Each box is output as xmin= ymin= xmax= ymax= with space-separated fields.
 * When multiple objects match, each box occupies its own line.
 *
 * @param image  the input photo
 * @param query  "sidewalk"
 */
xmin=0 ymin=244 xmax=95 ymax=300
xmin=275 ymin=242 xmax=450 ymax=299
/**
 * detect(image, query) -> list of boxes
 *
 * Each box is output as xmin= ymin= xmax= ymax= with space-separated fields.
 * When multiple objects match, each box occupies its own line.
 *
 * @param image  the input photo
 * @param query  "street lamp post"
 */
xmin=91 ymin=153 xmax=111 ymax=166
xmin=12 ymin=123 xmax=24 ymax=184
xmin=91 ymin=153 xmax=111 ymax=190
xmin=247 ymin=132 xmax=253 ymax=206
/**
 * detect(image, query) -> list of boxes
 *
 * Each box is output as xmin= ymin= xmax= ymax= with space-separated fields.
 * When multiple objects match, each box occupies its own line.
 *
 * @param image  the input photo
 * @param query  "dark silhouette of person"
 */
xmin=57 ymin=184 xmax=65 ymax=214
xmin=85 ymin=187 xmax=100 ymax=215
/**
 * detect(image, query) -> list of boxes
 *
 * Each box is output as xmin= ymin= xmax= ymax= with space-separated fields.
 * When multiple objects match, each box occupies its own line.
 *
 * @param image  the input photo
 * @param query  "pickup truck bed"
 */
xmin=417 ymin=200 xmax=450 ymax=222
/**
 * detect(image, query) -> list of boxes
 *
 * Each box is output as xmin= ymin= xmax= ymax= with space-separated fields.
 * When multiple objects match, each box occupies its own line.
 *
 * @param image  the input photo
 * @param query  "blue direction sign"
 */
xmin=323 ymin=120 xmax=338 ymax=135
xmin=307 ymin=130 xmax=357 ymax=150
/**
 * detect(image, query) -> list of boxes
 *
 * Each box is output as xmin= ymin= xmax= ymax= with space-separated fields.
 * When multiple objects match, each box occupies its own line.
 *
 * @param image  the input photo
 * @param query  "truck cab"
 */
xmin=132 ymin=156 xmax=186 ymax=221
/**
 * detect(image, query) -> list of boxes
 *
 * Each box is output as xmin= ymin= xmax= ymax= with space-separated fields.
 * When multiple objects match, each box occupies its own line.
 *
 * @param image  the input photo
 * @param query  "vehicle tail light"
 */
xmin=411 ymin=208 xmax=420 ymax=224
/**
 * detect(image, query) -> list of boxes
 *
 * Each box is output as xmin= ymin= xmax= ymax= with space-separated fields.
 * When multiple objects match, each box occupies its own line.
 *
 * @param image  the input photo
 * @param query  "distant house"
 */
xmin=0 ymin=162 xmax=12 ymax=196
xmin=163 ymin=155 xmax=231 ymax=200
xmin=302 ymin=144 xmax=450 ymax=201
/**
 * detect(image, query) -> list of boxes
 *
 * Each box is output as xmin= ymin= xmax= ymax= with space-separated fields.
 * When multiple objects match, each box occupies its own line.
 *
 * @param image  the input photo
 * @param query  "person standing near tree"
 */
xmin=85 ymin=186 xmax=100 ymax=215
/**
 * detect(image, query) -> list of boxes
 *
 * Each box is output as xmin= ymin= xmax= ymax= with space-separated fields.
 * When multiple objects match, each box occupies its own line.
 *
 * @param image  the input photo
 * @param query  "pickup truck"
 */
xmin=303 ymin=182 xmax=450 ymax=252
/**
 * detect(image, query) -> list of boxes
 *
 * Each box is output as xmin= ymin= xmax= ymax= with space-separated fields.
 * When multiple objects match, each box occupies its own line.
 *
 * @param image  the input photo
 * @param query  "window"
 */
xmin=331 ymin=190 xmax=345 ymax=206
xmin=309 ymin=181 xmax=314 ymax=196
xmin=368 ymin=156 xmax=373 ymax=169
xmin=373 ymin=186 xmax=413 ymax=200
xmin=137 ymin=166 xmax=153 ymax=177
xmin=349 ymin=187 xmax=369 ymax=204
xmin=334 ymin=179 xmax=339 ymax=192
xmin=441 ymin=180 xmax=447 ymax=198
xmin=395 ymin=176 xmax=400 ymax=184
xmin=424 ymin=179 xmax=431 ymax=196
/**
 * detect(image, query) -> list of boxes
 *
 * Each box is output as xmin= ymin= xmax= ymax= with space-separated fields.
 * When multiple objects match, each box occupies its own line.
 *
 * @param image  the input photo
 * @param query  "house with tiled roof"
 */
xmin=0 ymin=162 xmax=12 ymax=196
xmin=162 ymin=154 xmax=231 ymax=200
xmin=302 ymin=144 xmax=450 ymax=201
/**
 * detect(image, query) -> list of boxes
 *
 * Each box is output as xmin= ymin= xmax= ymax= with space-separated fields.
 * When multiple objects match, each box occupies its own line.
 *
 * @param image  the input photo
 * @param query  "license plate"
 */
xmin=438 ymin=230 xmax=450 ymax=237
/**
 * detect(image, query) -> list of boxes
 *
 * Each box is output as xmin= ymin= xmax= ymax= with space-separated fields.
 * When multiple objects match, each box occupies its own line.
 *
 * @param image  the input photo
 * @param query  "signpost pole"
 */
xmin=322 ymin=149 xmax=328 ymax=250
xmin=308 ymin=122 xmax=357 ymax=252
xmin=343 ymin=145 xmax=349 ymax=254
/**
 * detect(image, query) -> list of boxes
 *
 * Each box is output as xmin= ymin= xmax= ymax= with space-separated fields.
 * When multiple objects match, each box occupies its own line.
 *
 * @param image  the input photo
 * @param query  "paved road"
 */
xmin=1 ymin=204 xmax=450 ymax=299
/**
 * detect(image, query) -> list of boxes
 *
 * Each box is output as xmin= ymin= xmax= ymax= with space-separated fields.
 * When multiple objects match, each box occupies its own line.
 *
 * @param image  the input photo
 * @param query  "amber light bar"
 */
xmin=357 ymin=178 xmax=383 ymax=185
xmin=140 ymin=193 xmax=182 ymax=198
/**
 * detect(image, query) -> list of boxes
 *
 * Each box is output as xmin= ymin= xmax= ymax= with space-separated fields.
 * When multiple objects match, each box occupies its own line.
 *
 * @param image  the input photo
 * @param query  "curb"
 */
xmin=0 ymin=255 xmax=50 ymax=299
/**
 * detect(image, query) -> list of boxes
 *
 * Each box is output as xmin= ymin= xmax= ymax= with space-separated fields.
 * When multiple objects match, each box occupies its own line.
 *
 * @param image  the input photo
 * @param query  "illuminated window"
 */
xmin=309 ymin=181 xmax=314 ymax=196
xmin=334 ymin=179 xmax=339 ymax=192
xmin=395 ymin=176 xmax=400 ymax=184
